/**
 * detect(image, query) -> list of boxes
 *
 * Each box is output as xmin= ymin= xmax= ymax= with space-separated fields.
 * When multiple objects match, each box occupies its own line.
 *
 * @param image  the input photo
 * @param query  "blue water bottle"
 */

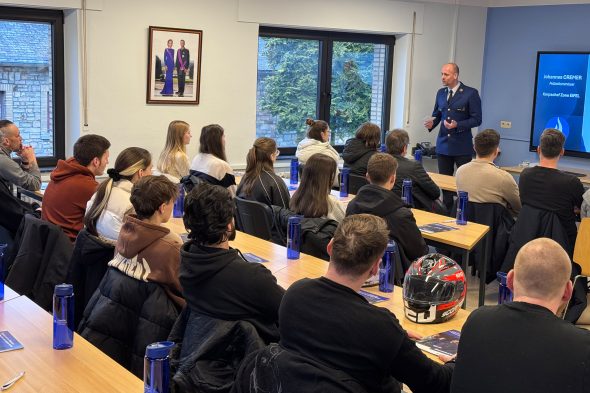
xmin=287 ymin=216 xmax=301 ymax=260
xmin=173 ymin=184 xmax=185 ymax=218
xmin=380 ymin=143 xmax=387 ymax=152
xmin=144 ymin=341 xmax=174 ymax=393
xmin=340 ymin=168 xmax=350 ymax=197
xmin=53 ymin=283 xmax=74 ymax=350
xmin=414 ymin=148 xmax=423 ymax=163
xmin=496 ymin=271 xmax=513 ymax=304
xmin=402 ymin=178 xmax=413 ymax=206
xmin=0 ymin=243 xmax=6 ymax=300
xmin=456 ymin=191 xmax=469 ymax=225
xmin=289 ymin=159 xmax=299 ymax=190
xmin=379 ymin=241 xmax=397 ymax=293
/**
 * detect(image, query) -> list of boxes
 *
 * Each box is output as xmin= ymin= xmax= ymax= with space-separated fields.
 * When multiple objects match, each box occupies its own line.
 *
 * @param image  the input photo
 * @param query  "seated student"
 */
xmin=346 ymin=153 xmax=428 ymax=265
xmin=290 ymin=153 xmax=345 ymax=223
xmin=342 ymin=121 xmax=380 ymax=176
xmin=190 ymin=124 xmax=236 ymax=196
xmin=42 ymin=134 xmax=111 ymax=240
xmin=156 ymin=120 xmax=192 ymax=182
xmin=236 ymin=137 xmax=290 ymax=208
xmin=85 ymin=147 xmax=152 ymax=243
xmin=455 ymin=129 xmax=521 ymax=215
xmin=295 ymin=118 xmax=340 ymax=186
xmin=0 ymin=119 xmax=41 ymax=191
xmin=78 ymin=175 xmax=183 ymax=377
xmin=108 ymin=175 xmax=184 ymax=305
xmin=279 ymin=214 xmax=454 ymax=393
xmin=386 ymin=129 xmax=441 ymax=210
xmin=180 ymin=182 xmax=285 ymax=343
xmin=519 ymin=128 xmax=584 ymax=248
xmin=450 ymin=238 xmax=590 ymax=393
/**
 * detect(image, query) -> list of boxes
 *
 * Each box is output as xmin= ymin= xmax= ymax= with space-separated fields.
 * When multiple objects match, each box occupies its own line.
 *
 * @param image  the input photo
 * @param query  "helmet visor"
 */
xmin=403 ymin=275 xmax=457 ymax=305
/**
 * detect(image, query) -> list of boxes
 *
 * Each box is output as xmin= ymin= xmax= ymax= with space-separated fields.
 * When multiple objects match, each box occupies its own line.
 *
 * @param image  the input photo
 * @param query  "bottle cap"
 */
xmin=386 ymin=240 xmax=397 ymax=252
xmin=341 ymin=167 xmax=350 ymax=175
xmin=288 ymin=216 xmax=301 ymax=225
xmin=54 ymin=283 xmax=73 ymax=296
xmin=458 ymin=191 xmax=469 ymax=198
xmin=403 ymin=178 xmax=412 ymax=185
xmin=291 ymin=158 xmax=298 ymax=164
xmin=145 ymin=341 xmax=175 ymax=359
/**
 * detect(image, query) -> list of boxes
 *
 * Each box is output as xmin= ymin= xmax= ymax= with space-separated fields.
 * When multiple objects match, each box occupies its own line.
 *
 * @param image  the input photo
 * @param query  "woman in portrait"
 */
xmin=160 ymin=39 xmax=174 ymax=96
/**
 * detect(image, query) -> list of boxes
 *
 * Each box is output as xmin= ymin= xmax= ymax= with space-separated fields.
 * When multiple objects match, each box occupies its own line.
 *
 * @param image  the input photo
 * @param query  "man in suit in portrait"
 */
xmin=424 ymin=63 xmax=482 ymax=208
xmin=175 ymin=39 xmax=190 ymax=97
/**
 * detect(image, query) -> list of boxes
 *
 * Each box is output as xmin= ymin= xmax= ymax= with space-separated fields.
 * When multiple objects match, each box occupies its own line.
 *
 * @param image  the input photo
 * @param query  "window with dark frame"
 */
xmin=256 ymin=27 xmax=394 ymax=155
xmin=0 ymin=6 xmax=65 ymax=168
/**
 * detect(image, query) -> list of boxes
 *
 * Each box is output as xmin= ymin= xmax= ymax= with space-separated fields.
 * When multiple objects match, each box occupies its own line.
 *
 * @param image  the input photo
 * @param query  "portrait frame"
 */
xmin=146 ymin=26 xmax=202 ymax=105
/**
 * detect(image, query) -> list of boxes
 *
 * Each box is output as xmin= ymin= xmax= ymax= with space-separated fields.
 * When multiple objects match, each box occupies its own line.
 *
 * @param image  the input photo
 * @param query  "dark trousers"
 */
xmin=438 ymin=153 xmax=472 ymax=212
xmin=177 ymin=69 xmax=186 ymax=95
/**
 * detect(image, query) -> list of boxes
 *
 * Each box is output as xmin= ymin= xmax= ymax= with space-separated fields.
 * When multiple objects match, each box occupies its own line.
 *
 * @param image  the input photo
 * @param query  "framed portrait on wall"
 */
xmin=147 ymin=26 xmax=202 ymax=105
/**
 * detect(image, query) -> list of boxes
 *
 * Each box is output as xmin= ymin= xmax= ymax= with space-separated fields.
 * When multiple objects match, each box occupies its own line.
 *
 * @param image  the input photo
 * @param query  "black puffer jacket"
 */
xmin=78 ymin=267 xmax=181 ymax=377
xmin=342 ymin=138 xmax=377 ymax=176
xmin=67 ymin=228 xmax=115 ymax=327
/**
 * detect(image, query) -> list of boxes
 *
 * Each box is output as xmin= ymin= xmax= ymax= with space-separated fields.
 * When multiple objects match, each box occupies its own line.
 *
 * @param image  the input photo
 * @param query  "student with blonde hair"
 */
xmin=237 ymin=137 xmax=290 ymax=208
xmin=85 ymin=147 xmax=152 ymax=242
xmin=157 ymin=120 xmax=192 ymax=181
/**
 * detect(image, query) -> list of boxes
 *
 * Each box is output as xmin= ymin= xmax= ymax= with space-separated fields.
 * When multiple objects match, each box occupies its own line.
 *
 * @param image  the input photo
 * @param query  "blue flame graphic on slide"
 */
xmin=545 ymin=116 xmax=570 ymax=140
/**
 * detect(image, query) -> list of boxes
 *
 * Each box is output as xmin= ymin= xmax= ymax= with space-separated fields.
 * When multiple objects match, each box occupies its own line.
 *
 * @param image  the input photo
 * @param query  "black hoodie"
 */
xmin=342 ymin=138 xmax=377 ymax=176
xmin=179 ymin=242 xmax=285 ymax=343
xmin=346 ymin=184 xmax=428 ymax=264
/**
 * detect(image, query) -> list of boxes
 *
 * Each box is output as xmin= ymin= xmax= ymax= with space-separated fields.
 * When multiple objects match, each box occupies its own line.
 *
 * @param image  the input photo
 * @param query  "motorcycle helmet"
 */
xmin=402 ymin=253 xmax=466 ymax=324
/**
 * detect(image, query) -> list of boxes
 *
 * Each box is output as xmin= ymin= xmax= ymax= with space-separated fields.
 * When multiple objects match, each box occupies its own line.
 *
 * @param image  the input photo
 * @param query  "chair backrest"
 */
xmin=348 ymin=174 xmax=368 ymax=194
xmin=235 ymin=197 xmax=273 ymax=240
xmin=574 ymin=218 xmax=590 ymax=276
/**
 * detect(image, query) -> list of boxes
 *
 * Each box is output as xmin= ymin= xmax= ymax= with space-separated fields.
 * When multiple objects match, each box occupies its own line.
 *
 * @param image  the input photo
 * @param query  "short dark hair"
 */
xmin=539 ymin=128 xmax=565 ymax=159
xmin=73 ymin=134 xmax=111 ymax=166
xmin=385 ymin=129 xmax=409 ymax=155
xmin=474 ymin=129 xmax=500 ymax=157
xmin=183 ymin=183 xmax=235 ymax=245
xmin=331 ymin=214 xmax=389 ymax=276
xmin=367 ymin=153 xmax=397 ymax=184
xmin=130 ymin=175 xmax=178 ymax=220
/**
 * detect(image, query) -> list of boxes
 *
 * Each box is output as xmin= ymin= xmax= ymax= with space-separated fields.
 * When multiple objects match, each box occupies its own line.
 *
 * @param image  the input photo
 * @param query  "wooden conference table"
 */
xmin=427 ymin=172 xmax=457 ymax=192
xmin=503 ymin=164 xmax=590 ymax=186
xmin=0 ymin=292 xmax=143 ymax=392
xmin=164 ymin=219 xmax=468 ymax=344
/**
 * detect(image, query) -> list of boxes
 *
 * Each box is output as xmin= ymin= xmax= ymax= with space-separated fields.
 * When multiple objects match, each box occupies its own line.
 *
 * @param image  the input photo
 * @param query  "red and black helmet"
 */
xmin=402 ymin=253 xmax=466 ymax=324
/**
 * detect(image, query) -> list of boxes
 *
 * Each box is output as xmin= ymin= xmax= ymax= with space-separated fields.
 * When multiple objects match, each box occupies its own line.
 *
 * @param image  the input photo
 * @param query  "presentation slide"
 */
xmin=531 ymin=52 xmax=590 ymax=155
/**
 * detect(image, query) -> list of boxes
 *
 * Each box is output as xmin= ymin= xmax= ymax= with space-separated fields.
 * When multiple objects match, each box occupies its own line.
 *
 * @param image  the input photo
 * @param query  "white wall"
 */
xmin=392 ymin=3 xmax=487 ymax=148
xmin=1 ymin=0 xmax=488 ymax=168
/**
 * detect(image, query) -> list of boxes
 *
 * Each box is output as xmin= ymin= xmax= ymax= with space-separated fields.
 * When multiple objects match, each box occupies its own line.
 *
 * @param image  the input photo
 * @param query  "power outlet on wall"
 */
xmin=500 ymin=120 xmax=512 ymax=129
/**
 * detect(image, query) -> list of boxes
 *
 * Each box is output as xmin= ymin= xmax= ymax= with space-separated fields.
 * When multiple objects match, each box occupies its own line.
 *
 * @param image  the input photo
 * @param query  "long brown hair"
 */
xmin=199 ymin=124 xmax=227 ymax=162
xmin=157 ymin=120 xmax=190 ymax=178
xmin=306 ymin=118 xmax=329 ymax=142
xmin=240 ymin=137 xmax=276 ymax=196
xmin=290 ymin=153 xmax=336 ymax=218
xmin=84 ymin=147 xmax=152 ymax=236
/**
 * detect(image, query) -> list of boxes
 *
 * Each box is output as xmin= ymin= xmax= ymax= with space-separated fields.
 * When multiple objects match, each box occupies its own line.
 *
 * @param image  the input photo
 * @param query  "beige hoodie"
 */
xmin=108 ymin=214 xmax=185 ymax=307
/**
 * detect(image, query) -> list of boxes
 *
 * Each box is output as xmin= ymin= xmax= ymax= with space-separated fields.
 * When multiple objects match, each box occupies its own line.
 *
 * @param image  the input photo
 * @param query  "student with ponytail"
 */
xmin=85 ymin=147 xmax=152 ymax=242
xmin=236 ymin=137 xmax=290 ymax=208
xmin=295 ymin=118 xmax=340 ymax=186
